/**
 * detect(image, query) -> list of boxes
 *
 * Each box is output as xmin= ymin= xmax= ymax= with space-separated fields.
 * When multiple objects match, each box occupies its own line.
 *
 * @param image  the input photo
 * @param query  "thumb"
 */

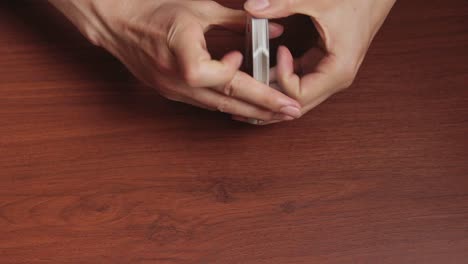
xmin=244 ymin=0 xmax=306 ymax=18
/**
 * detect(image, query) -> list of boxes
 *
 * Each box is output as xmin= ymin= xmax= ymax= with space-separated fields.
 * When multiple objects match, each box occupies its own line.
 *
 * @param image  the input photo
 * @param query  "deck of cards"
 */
xmin=245 ymin=17 xmax=270 ymax=125
xmin=246 ymin=16 xmax=270 ymax=86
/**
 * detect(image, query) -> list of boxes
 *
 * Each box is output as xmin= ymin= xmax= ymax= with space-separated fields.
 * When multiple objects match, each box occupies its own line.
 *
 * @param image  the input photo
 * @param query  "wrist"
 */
xmin=48 ymin=0 xmax=107 ymax=46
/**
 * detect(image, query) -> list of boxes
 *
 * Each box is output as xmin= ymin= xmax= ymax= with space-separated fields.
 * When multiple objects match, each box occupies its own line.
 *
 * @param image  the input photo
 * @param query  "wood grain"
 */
xmin=1 ymin=0 xmax=467 ymax=263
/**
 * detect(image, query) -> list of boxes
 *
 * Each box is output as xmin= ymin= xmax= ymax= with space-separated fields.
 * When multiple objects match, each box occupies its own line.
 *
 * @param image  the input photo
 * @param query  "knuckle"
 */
xmin=224 ymin=73 xmax=241 ymax=96
xmin=85 ymin=29 xmax=102 ymax=47
xmin=153 ymin=50 xmax=175 ymax=74
xmin=183 ymin=66 xmax=204 ymax=87
xmin=155 ymin=59 xmax=176 ymax=76
xmin=222 ymin=82 xmax=236 ymax=97
xmin=216 ymin=97 xmax=231 ymax=113
xmin=156 ymin=60 xmax=173 ymax=75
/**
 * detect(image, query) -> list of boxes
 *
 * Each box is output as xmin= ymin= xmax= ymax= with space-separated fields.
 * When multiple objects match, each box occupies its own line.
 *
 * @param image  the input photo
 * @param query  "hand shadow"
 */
xmin=0 ymin=1 xmax=133 ymax=83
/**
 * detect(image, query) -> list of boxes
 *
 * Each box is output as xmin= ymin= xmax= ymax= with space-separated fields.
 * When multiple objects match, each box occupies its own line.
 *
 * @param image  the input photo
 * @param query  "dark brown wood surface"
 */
xmin=1 ymin=0 xmax=467 ymax=263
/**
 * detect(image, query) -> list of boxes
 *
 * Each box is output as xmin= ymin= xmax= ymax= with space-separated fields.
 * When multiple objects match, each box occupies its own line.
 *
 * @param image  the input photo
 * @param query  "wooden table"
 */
xmin=1 ymin=1 xmax=467 ymax=263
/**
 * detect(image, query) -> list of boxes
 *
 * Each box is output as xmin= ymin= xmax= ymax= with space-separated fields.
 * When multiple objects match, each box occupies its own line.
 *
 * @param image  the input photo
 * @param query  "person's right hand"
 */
xmin=49 ymin=0 xmax=303 ymax=123
xmin=243 ymin=0 xmax=396 ymax=125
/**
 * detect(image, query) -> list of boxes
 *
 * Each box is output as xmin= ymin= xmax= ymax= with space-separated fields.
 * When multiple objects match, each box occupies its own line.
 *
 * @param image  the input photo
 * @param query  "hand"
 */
xmin=244 ymin=0 xmax=396 ymax=125
xmin=49 ymin=0 xmax=303 ymax=123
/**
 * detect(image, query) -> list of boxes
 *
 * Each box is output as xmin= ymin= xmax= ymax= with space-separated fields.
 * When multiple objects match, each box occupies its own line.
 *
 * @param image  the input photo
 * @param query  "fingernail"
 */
xmin=280 ymin=106 xmax=302 ymax=118
xmin=245 ymin=0 xmax=270 ymax=11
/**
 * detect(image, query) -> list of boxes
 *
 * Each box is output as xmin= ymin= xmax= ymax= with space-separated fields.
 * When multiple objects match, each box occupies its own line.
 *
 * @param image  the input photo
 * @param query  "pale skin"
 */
xmin=49 ymin=0 xmax=395 ymax=125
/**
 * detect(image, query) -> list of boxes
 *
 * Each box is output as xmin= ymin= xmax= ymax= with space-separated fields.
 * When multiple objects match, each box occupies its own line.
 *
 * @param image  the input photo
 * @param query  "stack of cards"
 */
xmin=246 ymin=17 xmax=270 ymax=86
xmin=245 ymin=17 xmax=270 ymax=125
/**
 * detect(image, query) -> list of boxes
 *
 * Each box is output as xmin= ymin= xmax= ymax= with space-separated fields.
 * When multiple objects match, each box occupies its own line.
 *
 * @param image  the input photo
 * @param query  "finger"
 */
xmin=169 ymin=23 xmax=243 ymax=88
xmin=269 ymin=60 xmax=300 ymax=83
xmin=160 ymin=83 xmax=287 ymax=121
xmin=276 ymin=46 xmax=355 ymax=112
xmin=192 ymin=87 xmax=295 ymax=122
xmin=270 ymin=82 xmax=283 ymax=92
xmin=232 ymin=115 xmax=264 ymax=125
xmin=269 ymin=67 xmax=277 ymax=82
xmin=232 ymin=115 xmax=290 ymax=126
xmin=207 ymin=6 xmax=284 ymax=39
xmin=244 ymin=0 xmax=315 ymax=18
xmin=212 ymin=70 xmax=302 ymax=118
xmin=259 ymin=120 xmax=284 ymax=126
xmin=270 ymin=47 xmax=325 ymax=82
xmin=159 ymin=87 xmax=216 ymax=111
xmin=276 ymin=46 xmax=301 ymax=99
xmin=269 ymin=22 xmax=284 ymax=39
